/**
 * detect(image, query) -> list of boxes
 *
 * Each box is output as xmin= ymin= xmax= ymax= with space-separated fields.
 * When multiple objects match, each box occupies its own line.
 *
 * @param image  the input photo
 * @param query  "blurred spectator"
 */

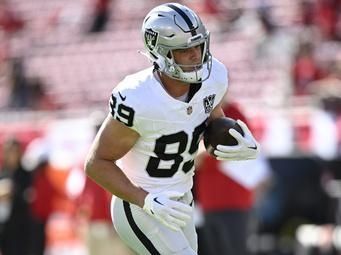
xmin=0 ymin=31 xmax=8 ymax=73
xmin=0 ymin=0 xmax=25 ymax=34
xmin=309 ymin=60 xmax=341 ymax=99
xmin=308 ymin=62 xmax=341 ymax=159
xmin=256 ymin=157 xmax=334 ymax=254
xmin=254 ymin=6 xmax=297 ymax=66
xmin=200 ymin=0 xmax=244 ymax=32
xmin=300 ymin=0 xmax=316 ymax=27
xmin=7 ymin=58 xmax=56 ymax=110
xmin=23 ymin=137 xmax=82 ymax=255
xmin=87 ymin=0 xmax=112 ymax=33
xmin=76 ymin=113 xmax=133 ymax=255
xmin=28 ymin=156 xmax=56 ymax=255
xmin=76 ymin=177 xmax=133 ymax=255
xmin=27 ymin=77 xmax=56 ymax=111
xmin=292 ymin=41 xmax=323 ymax=96
xmin=300 ymin=0 xmax=341 ymax=41
xmin=0 ymin=137 xmax=33 ymax=255
xmin=315 ymin=0 xmax=341 ymax=41
xmin=8 ymin=57 xmax=30 ymax=109
xmin=201 ymin=0 xmax=221 ymax=15
xmin=194 ymin=102 xmax=271 ymax=255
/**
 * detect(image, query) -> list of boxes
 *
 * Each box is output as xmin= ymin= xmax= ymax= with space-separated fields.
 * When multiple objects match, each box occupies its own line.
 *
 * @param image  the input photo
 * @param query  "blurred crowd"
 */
xmin=1 ymin=0 xmax=341 ymax=254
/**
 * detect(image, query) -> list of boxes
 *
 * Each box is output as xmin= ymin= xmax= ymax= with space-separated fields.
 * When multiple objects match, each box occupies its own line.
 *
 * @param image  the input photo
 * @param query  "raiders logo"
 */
xmin=203 ymin=94 xmax=216 ymax=114
xmin=144 ymin=28 xmax=159 ymax=51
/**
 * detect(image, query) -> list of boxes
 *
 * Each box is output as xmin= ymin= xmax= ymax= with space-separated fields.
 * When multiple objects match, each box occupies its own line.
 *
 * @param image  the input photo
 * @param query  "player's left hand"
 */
xmin=214 ymin=119 xmax=259 ymax=161
xmin=143 ymin=191 xmax=192 ymax=231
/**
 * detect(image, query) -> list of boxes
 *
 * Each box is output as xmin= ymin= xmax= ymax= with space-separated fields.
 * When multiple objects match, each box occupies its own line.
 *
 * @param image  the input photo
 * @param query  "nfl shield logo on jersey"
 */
xmin=203 ymin=94 xmax=216 ymax=114
xmin=145 ymin=28 xmax=159 ymax=51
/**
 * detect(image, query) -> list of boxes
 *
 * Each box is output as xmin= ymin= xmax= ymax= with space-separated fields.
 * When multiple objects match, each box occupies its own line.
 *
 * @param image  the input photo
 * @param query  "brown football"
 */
xmin=203 ymin=117 xmax=244 ymax=156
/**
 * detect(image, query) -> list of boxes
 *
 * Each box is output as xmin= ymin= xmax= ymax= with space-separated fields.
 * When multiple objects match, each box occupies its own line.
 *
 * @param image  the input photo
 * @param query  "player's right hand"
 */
xmin=214 ymin=119 xmax=259 ymax=161
xmin=143 ymin=191 xmax=192 ymax=231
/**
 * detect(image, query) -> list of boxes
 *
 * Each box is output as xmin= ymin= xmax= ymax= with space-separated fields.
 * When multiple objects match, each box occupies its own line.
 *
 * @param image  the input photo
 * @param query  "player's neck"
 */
xmin=157 ymin=71 xmax=190 ymax=98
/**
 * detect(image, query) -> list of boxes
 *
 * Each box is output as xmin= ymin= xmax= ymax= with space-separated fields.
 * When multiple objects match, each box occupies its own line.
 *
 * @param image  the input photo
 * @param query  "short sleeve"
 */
xmin=108 ymin=87 xmax=140 ymax=133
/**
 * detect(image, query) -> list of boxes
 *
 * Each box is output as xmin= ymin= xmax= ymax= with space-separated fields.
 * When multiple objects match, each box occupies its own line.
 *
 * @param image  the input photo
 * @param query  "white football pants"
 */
xmin=111 ymin=191 xmax=197 ymax=255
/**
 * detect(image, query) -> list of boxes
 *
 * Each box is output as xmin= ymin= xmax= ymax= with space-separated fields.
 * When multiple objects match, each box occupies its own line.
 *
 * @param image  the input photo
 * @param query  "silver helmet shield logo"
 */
xmin=145 ymin=28 xmax=159 ymax=51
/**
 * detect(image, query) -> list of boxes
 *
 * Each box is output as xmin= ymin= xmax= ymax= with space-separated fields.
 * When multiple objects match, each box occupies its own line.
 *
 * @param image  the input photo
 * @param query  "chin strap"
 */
xmin=139 ymin=50 xmax=208 ymax=83
xmin=179 ymin=67 xmax=204 ymax=83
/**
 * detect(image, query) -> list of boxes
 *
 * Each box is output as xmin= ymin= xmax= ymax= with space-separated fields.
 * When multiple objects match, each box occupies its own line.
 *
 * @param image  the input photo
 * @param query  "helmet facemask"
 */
xmin=157 ymin=34 xmax=212 ymax=83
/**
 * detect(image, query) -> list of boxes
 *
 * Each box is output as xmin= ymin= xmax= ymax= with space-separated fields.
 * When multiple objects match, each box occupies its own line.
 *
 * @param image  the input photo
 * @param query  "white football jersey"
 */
xmin=109 ymin=57 xmax=228 ymax=194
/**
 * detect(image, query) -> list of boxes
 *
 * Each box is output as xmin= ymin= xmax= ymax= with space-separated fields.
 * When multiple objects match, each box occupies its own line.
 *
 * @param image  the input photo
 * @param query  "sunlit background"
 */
xmin=1 ymin=0 xmax=341 ymax=254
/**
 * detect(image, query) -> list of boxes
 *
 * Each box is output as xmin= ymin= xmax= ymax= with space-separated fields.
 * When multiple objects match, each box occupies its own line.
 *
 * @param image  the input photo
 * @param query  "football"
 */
xmin=203 ymin=117 xmax=244 ymax=156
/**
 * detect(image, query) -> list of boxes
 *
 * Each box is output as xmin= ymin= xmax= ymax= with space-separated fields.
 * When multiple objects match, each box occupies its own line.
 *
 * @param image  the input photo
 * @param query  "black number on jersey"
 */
xmin=110 ymin=95 xmax=135 ymax=127
xmin=146 ymin=120 xmax=207 ymax=177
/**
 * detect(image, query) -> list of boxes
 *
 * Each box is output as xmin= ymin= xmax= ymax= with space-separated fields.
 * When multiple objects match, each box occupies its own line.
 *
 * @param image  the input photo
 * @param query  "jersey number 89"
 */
xmin=146 ymin=120 xmax=206 ymax=178
xmin=110 ymin=95 xmax=135 ymax=127
xmin=110 ymin=94 xmax=206 ymax=178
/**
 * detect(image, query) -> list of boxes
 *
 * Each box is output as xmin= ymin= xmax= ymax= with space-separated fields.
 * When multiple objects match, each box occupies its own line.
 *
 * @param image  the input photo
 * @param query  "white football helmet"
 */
xmin=141 ymin=3 xmax=212 ymax=84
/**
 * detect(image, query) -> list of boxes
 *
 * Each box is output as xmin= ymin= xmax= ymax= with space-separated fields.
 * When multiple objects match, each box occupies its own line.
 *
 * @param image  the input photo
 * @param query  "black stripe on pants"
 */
xmin=123 ymin=200 xmax=161 ymax=255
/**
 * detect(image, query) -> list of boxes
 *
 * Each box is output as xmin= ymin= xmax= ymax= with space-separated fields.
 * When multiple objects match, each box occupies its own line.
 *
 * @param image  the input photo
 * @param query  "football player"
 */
xmin=85 ymin=3 xmax=259 ymax=255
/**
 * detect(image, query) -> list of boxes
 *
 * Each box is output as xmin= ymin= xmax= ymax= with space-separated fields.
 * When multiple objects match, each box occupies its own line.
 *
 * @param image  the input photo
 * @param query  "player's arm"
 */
xmin=85 ymin=114 xmax=192 ymax=231
xmin=84 ymin=114 xmax=147 ymax=207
